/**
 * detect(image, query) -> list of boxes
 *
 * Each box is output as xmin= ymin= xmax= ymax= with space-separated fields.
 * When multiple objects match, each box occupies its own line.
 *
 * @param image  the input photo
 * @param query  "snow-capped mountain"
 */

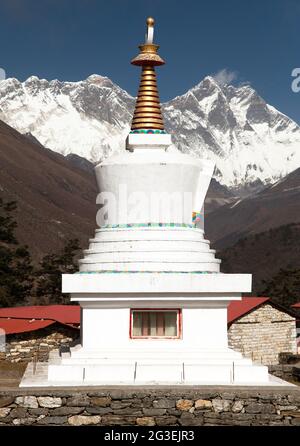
xmin=0 ymin=74 xmax=134 ymax=161
xmin=0 ymin=74 xmax=299 ymax=189
xmin=163 ymin=77 xmax=300 ymax=188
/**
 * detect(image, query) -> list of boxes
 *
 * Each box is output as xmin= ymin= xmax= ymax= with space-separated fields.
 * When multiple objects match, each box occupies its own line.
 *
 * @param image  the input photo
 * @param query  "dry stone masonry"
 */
xmin=0 ymin=325 xmax=78 ymax=363
xmin=0 ymin=387 xmax=299 ymax=426
xmin=228 ymin=303 xmax=297 ymax=365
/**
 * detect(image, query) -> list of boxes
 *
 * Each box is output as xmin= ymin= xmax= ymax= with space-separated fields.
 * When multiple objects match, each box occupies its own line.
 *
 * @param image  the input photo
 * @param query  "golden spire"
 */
xmin=130 ymin=17 xmax=165 ymax=132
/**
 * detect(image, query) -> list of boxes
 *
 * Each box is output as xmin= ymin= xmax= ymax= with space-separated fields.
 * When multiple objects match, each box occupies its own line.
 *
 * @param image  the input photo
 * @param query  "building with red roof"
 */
xmin=227 ymin=297 xmax=270 ymax=325
xmin=0 ymin=306 xmax=80 ymax=363
xmin=228 ymin=298 xmax=297 ymax=365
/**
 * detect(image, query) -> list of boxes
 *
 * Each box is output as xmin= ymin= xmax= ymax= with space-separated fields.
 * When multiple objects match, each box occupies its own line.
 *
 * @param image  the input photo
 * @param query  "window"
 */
xmin=130 ymin=309 xmax=181 ymax=339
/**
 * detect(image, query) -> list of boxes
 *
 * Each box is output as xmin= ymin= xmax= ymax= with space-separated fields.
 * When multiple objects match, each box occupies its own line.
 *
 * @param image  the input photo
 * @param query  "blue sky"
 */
xmin=0 ymin=0 xmax=299 ymax=123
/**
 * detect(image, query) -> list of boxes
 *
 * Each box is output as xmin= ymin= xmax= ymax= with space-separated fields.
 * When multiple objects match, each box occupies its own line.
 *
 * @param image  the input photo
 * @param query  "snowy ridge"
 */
xmin=0 ymin=74 xmax=299 ymax=189
xmin=163 ymin=77 xmax=300 ymax=188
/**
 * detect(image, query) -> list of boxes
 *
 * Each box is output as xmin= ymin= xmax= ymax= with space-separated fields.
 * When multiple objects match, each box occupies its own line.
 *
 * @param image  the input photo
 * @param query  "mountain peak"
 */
xmin=86 ymin=74 xmax=109 ymax=84
xmin=192 ymin=75 xmax=223 ymax=92
xmin=203 ymin=75 xmax=221 ymax=85
xmin=24 ymin=75 xmax=41 ymax=84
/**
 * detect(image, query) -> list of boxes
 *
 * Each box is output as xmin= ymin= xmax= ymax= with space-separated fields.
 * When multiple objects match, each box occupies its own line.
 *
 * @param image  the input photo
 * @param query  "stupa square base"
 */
xmin=44 ymin=345 xmax=269 ymax=385
xmin=47 ymin=362 xmax=268 ymax=385
xmin=20 ymin=356 xmax=294 ymax=387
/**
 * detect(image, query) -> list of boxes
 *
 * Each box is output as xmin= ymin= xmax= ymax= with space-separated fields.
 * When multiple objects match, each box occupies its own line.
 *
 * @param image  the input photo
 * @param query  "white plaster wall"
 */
xmin=81 ymin=304 xmax=228 ymax=351
xmin=82 ymin=307 xmax=130 ymax=349
xmin=182 ymin=308 xmax=228 ymax=348
xmin=94 ymin=149 xmax=214 ymax=226
xmin=63 ymin=273 xmax=252 ymax=294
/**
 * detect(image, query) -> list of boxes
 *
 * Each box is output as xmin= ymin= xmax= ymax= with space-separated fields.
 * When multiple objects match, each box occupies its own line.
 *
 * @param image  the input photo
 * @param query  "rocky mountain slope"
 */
xmin=206 ymin=167 xmax=300 ymax=249
xmin=218 ymin=223 xmax=300 ymax=293
xmin=0 ymin=119 xmax=97 ymax=260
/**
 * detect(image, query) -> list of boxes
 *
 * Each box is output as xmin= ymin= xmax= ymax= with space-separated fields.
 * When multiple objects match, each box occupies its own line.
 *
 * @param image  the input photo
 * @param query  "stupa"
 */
xmin=21 ymin=18 xmax=275 ymax=386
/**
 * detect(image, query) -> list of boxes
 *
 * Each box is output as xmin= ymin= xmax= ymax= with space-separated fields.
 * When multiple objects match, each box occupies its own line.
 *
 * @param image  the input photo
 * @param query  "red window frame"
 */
xmin=129 ymin=309 xmax=182 ymax=339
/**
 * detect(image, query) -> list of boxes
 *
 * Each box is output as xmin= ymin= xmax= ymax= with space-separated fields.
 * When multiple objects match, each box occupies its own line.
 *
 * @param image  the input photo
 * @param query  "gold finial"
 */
xmin=147 ymin=17 xmax=154 ymax=27
xmin=130 ymin=17 xmax=165 ymax=131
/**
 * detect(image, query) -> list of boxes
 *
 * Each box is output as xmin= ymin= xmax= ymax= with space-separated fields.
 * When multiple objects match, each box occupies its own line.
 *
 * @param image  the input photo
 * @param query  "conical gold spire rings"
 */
xmin=131 ymin=66 xmax=164 ymax=130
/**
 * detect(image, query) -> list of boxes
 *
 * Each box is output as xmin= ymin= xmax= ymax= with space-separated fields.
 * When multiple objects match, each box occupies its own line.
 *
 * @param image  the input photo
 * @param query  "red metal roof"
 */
xmin=0 ymin=305 xmax=80 ymax=335
xmin=0 ymin=318 xmax=54 ymax=335
xmin=227 ymin=297 xmax=270 ymax=324
xmin=0 ymin=305 xmax=80 ymax=324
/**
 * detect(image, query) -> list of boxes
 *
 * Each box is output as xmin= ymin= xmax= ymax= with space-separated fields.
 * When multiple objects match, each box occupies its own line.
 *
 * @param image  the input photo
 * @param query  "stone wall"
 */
xmin=228 ymin=303 xmax=297 ymax=365
xmin=269 ymin=364 xmax=295 ymax=381
xmin=0 ymin=387 xmax=299 ymax=426
xmin=269 ymin=354 xmax=300 ymax=381
xmin=0 ymin=324 xmax=79 ymax=363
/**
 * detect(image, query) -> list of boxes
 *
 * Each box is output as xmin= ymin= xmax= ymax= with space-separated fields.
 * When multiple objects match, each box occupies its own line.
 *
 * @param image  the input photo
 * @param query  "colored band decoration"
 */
xmin=130 ymin=129 xmax=166 ymax=134
xmin=99 ymin=223 xmax=195 ymax=229
xmin=78 ymin=271 xmax=214 ymax=274
xmin=192 ymin=211 xmax=202 ymax=225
